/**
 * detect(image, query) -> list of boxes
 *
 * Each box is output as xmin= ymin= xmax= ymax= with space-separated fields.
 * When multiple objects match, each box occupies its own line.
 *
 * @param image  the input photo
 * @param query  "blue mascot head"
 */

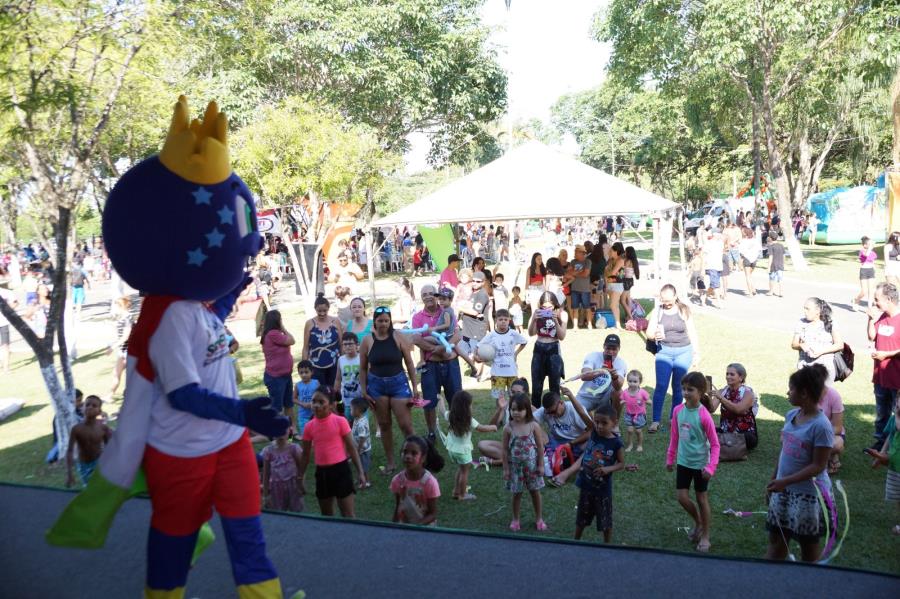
xmin=102 ymin=96 xmax=262 ymax=301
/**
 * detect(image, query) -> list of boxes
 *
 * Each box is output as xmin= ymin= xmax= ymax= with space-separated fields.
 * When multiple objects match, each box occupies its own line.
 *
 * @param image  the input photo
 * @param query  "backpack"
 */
xmin=71 ymin=268 xmax=86 ymax=286
xmin=833 ymin=343 xmax=854 ymax=382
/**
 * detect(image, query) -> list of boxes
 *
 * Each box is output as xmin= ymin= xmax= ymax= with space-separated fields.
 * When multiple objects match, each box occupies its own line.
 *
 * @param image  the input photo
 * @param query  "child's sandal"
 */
xmin=509 ymin=519 xmax=521 ymax=532
xmin=536 ymin=519 xmax=548 ymax=531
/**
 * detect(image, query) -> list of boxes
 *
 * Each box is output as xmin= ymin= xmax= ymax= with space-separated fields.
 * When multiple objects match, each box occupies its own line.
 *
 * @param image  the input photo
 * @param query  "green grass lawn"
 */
xmin=1 ymin=302 xmax=897 ymax=575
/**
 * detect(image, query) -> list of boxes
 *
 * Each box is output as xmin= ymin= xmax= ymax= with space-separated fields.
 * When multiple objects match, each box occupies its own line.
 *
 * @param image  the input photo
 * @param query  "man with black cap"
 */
xmin=458 ymin=270 xmax=491 ymax=377
xmin=548 ymin=333 xmax=629 ymax=487
xmin=575 ymin=333 xmax=627 ymax=414
xmin=439 ymin=253 xmax=461 ymax=292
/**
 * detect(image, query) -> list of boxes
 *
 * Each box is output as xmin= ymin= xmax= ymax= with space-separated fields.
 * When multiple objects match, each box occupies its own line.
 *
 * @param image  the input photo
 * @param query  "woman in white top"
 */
xmin=790 ymin=297 xmax=843 ymax=383
xmin=884 ymin=231 xmax=900 ymax=287
xmin=738 ymin=227 xmax=762 ymax=296
xmin=393 ymin=277 xmax=416 ymax=327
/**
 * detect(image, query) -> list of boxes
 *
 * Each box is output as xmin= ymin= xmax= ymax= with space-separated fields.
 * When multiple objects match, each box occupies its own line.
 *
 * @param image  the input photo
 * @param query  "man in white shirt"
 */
xmin=533 ymin=387 xmax=592 ymax=485
xmin=575 ymin=333 xmax=627 ymax=413
xmin=329 ymin=254 xmax=364 ymax=285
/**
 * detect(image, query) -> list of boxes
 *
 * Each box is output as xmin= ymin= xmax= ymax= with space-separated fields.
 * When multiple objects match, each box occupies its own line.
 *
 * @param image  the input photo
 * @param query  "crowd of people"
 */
xmin=6 ymin=216 xmax=900 ymax=561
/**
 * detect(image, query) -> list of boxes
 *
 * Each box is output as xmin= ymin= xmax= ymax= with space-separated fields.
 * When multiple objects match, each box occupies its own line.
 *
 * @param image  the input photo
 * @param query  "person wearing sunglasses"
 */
xmin=646 ymin=284 xmax=700 ymax=433
xmin=359 ymin=304 xmax=419 ymax=475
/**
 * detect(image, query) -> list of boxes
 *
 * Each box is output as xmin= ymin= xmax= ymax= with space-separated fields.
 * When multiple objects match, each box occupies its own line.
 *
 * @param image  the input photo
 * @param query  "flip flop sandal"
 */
xmin=536 ymin=519 xmax=548 ymax=531
xmin=459 ymin=493 xmax=477 ymax=501
xmin=379 ymin=465 xmax=396 ymax=476
xmin=696 ymin=541 xmax=711 ymax=553
xmin=648 ymin=423 xmax=660 ymax=434
xmin=509 ymin=519 xmax=521 ymax=531
xmin=547 ymin=476 xmax=563 ymax=488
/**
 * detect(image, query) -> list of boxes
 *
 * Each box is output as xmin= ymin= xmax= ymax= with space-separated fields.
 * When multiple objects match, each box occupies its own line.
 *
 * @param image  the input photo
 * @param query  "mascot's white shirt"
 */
xmin=143 ymin=300 xmax=244 ymax=457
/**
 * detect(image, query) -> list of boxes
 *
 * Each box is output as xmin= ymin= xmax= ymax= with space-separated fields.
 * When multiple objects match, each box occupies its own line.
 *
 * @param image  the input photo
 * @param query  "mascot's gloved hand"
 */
xmin=243 ymin=396 xmax=290 ymax=438
xmin=169 ymin=383 xmax=289 ymax=437
xmin=210 ymin=274 xmax=253 ymax=322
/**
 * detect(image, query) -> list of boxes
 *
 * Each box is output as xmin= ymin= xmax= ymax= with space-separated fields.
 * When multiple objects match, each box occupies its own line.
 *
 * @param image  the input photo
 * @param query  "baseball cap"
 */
xmin=447 ymin=254 xmax=461 ymax=264
xmin=472 ymin=271 xmax=486 ymax=281
xmin=574 ymin=244 xmax=586 ymax=254
xmin=603 ymin=333 xmax=621 ymax=348
xmin=438 ymin=288 xmax=454 ymax=299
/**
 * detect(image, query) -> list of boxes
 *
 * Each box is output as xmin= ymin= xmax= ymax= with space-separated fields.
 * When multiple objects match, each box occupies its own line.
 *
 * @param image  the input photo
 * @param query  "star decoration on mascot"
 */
xmin=46 ymin=97 xmax=290 ymax=599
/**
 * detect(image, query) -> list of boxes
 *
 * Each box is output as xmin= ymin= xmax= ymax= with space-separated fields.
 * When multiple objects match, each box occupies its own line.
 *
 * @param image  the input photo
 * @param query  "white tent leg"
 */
xmin=366 ymin=230 xmax=377 ymax=306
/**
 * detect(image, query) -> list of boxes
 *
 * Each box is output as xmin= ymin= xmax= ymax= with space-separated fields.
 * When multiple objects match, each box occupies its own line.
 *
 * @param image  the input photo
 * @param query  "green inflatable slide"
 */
xmin=417 ymin=224 xmax=456 ymax=271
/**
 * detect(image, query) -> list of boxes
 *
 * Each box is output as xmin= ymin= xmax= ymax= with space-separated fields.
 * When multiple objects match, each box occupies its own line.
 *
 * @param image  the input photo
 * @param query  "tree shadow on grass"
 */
xmin=0 ymin=432 xmax=62 ymax=488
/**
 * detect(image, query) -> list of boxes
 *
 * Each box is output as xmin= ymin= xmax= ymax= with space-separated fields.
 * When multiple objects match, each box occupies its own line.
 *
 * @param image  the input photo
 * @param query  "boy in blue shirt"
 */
xmin=293 ymin=360 xmax=319 ymax=436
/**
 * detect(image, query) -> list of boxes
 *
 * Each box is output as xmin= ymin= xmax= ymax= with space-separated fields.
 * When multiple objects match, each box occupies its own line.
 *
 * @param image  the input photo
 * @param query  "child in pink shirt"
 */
xmin=666 ymin=372 xmax=720 ymax=553
xmin=391 ymin=435 xmax=444 ymax=525
xmin=620 ymin=369 xmax=649 ymax=452
xmin=298 ymin=387 xmax=366 ymax=517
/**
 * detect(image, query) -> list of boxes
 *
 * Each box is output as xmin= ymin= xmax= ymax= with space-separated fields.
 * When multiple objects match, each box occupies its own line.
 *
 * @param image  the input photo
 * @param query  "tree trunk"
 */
xmin=0 ymin=189 xmax=17 ymax=246
xmin=759 ymin=67 xmax=808 ymax=269
xmin=751 ymin=103 xmax=762 ymax=205
xmin=892 ymin=67 xmax=900 ymax=169
xmin=41 ymin=362 xmax=78 ymax=464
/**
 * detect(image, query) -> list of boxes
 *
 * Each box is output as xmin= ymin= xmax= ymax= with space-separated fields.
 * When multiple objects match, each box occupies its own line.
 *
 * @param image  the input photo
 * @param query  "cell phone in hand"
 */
xmin=706 ymin=375 xmax=714 ymax=389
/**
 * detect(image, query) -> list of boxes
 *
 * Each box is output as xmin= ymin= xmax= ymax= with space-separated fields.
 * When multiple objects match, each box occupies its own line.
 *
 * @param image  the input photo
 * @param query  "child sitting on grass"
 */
xmin=65 ymin=395 xmax=111 ymax=488
xmin=574 ymin=404 xmax=624 ymax=542
xmin=437 ymin=391 xmax=498 ymax=501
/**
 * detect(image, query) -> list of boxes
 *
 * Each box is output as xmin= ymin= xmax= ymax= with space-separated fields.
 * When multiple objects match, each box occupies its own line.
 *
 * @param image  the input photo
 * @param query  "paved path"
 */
xmin=2 ymin=250 xmax=872 ymax=359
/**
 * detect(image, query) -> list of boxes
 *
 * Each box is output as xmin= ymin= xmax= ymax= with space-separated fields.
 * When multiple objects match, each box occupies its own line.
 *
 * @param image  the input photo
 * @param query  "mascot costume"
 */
xmin=47 ymin=96 xmax=289 ymax=598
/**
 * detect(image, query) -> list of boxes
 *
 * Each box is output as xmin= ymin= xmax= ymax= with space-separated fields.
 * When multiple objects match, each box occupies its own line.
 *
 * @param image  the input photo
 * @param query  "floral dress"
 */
xmin=262 ymin=443 xmax=304 ymax=512
xmin=308 ymin=320 xmax=340 ymax=386
xmin=719 ymin=385 xmax=757 ymax=434
xmin=506 ymin=429 xmax=545 ymax=493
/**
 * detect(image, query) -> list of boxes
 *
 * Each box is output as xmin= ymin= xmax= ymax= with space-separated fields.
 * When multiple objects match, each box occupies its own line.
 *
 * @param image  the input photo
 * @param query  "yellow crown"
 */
xmin=159 ymin=95 xmax=232 ymax=185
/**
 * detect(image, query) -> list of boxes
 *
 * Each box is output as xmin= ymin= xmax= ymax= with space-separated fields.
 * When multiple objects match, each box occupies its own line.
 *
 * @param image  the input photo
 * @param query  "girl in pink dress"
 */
xmin=261 ymin=429 xmax=305 ymax=512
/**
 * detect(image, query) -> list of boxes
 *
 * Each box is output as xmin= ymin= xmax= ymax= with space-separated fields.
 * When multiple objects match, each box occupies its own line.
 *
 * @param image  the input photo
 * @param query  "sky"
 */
xmin=405 ymin=0 xmax=611 ymax=173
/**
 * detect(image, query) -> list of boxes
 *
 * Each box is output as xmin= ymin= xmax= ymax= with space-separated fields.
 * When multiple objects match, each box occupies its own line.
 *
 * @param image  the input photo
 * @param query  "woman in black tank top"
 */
xmin=360 ymin=306 xmax=419 ymax=474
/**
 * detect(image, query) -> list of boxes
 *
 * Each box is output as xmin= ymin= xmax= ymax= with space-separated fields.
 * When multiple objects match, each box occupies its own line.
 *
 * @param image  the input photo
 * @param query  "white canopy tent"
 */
xmin=366 ymin=141 xmax=685 ymax=297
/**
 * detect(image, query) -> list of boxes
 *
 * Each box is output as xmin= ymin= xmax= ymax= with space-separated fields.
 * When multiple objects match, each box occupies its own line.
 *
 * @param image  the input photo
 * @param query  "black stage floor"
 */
xmin=1 ymin=484 xmax=896 ymax=598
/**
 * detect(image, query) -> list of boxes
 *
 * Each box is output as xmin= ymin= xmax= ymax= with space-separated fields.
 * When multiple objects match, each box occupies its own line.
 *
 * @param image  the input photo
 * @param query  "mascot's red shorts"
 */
xmin=143 ymin=431 xmax=260 ymax=536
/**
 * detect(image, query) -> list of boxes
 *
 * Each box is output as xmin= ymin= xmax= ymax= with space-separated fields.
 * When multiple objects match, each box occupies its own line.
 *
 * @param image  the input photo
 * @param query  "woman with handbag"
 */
xmin=646 ymin=284 xmax=700 ymax=433
xmin=791 ymin=297 xmax=843 ymax=384
xmin=708 ymin=363 xmax=758 ymax=452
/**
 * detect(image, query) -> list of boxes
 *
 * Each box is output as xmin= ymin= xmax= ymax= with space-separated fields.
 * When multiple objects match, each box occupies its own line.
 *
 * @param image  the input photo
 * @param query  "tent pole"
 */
xmin=366 ymin=228 xmax=377 ymax=306
xmin=676 ymin=208 xmax=686 ymax=285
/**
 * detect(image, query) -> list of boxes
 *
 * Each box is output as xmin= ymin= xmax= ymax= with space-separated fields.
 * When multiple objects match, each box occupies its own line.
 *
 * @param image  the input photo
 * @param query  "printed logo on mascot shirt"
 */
xmin=203 ymin=311 xmax=231 ymax=366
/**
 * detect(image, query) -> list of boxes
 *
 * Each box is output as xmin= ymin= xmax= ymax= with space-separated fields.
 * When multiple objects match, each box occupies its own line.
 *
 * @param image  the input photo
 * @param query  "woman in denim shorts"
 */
xmin=360 ymin=306 xmax=419 ymax=474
